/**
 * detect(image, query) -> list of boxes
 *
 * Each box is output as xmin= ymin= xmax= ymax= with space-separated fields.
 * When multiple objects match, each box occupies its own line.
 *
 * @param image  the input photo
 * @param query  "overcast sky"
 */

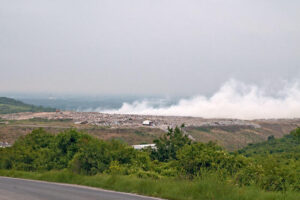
xmin=1 ymin=0 xmax=300 ymax=96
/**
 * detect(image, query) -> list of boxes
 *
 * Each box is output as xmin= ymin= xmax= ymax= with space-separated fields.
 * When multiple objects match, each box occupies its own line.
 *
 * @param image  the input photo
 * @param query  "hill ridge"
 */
xmin=0 ymin=97 xmax=56 ymax=114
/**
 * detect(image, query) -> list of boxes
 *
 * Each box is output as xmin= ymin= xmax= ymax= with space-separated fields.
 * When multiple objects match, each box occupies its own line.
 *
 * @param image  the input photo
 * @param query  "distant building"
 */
xmin=132 ymin=144 xmax=156 ymax=150
xmin=0 ymin=142 xmax=11 ymax=148
xmin=142 ymin=120 xmax=153 ymax=126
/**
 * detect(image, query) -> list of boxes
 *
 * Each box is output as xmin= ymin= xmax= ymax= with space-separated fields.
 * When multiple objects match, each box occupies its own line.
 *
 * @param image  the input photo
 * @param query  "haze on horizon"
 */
xmin=1 ymin=0 xmax=299 ymax=97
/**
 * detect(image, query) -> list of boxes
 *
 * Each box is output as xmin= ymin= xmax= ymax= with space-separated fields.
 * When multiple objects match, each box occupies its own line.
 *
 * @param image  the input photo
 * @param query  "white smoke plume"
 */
xmin=101 ymin=80 xmax=300 ymax=120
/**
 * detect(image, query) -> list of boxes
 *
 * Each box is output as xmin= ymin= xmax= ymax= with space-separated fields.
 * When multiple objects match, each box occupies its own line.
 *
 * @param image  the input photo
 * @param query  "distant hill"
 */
xmin=0 ymin=97 xmax=56 ymax=114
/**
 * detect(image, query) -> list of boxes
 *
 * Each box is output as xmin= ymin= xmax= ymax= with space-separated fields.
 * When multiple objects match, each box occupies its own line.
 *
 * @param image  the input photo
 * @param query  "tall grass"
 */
xmin=0 ymin=170 xmax=299 ymax=200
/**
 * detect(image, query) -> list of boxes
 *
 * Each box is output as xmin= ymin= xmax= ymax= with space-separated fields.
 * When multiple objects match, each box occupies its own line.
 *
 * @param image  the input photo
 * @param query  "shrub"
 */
xmin=151 ymin=125 xmax=191 ymax=162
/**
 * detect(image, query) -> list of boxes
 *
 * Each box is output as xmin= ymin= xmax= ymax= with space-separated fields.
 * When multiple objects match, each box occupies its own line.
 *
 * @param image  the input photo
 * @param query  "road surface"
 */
xmin=0 ymin=177 xmax=164 ymax=200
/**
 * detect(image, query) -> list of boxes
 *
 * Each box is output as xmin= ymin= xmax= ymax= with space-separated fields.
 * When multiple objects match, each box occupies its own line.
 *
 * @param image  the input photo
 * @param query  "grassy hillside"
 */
xmin=186 ymin=120 xmax=300 ymax=151
xmin=237 ymin=129 xmax=300 ymax=158
xmin=0 ymin=97 xmax=55 ymax=114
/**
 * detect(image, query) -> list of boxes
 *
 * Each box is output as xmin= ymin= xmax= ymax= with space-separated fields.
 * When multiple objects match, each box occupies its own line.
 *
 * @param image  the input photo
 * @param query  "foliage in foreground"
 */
xmin=0 ymin=127 xmax=300 ymax=195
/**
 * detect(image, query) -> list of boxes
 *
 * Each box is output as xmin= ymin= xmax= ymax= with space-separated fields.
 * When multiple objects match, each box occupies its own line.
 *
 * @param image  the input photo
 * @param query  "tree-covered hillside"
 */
xmin=0 ymin=97 xmax=55 ymax=114
xmin=238 ymin=128 xmax=300 ymax=159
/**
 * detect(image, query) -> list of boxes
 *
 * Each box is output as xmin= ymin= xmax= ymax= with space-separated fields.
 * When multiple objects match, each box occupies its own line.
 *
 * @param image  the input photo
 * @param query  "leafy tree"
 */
xmin=267 ymin=135 xmax=275 ymax=141
xmin=151 ymin=125 xmax=191 ymax=162
xmin=291 ymin=127 xmax=300 ymax=142
xmin=69 ymin=139 xmax=111 ymax=175
xmin=177 ymin=142 xmax=247 ymax=176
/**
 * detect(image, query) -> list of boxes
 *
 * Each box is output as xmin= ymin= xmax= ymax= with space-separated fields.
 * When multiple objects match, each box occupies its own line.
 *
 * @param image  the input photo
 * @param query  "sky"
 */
xmin=1 ymin=0 xmax=300 ymax=96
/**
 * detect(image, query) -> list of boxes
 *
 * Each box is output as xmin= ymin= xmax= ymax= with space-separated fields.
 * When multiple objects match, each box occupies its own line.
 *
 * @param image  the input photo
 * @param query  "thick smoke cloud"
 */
xmin=101 ymin=80 xmax=300 ymax=119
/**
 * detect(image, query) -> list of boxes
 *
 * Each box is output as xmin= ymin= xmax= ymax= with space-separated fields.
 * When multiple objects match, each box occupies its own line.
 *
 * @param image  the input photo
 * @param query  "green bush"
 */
xmin=151 ymin=125 xmax=191 ymax=162
xmin=177 ymin=142 xmax=247 ymax=177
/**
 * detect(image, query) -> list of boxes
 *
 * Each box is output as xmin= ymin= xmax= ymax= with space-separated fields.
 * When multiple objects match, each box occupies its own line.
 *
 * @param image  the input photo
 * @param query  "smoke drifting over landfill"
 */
xmin=101 ymin=80 xmax=300 ymax=120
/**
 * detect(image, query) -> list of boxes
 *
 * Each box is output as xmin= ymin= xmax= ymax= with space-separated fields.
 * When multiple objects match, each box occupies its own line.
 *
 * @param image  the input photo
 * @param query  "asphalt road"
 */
xmin=0 ymin=177 xmax=164 ymax=200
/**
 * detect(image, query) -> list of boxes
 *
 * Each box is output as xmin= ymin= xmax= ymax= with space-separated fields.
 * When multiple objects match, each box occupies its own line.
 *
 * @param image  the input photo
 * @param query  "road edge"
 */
xmin=0 ymin=176 xmax=166 ymax=200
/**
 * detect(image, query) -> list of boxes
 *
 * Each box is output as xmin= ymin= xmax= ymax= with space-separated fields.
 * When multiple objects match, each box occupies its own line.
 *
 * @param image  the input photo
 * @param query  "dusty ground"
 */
xmin=0 ymin=119 xmax=164 ymax=146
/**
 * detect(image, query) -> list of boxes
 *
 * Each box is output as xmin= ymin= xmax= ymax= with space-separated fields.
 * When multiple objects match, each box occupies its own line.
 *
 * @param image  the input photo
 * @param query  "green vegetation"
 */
xmin=1 ymin=126 xmax=300 ymax=199
xmin=151 ymin=125 xmax=191 ymax=161
xmin=238 ymin=131 xmax=300 ymax=158
xmin=0 ymin=97 xmax=55 ymax=114
xmin=237 ymin=129 xmax=300 ymax=191
xmin=193 ymin=126 xmax=211 ymax=133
